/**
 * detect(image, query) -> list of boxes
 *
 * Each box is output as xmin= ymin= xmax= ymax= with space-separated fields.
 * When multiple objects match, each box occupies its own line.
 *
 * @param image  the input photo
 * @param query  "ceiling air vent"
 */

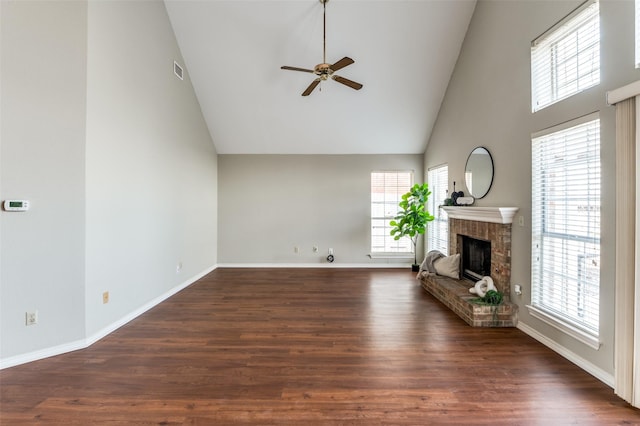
xmin=173 ymin=61 xmax=184 ymax=80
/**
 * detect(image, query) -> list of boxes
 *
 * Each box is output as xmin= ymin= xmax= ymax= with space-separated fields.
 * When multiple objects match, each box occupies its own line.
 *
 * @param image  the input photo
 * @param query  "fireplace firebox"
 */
xmin=461 ymin=236 xmax=491 ymax=282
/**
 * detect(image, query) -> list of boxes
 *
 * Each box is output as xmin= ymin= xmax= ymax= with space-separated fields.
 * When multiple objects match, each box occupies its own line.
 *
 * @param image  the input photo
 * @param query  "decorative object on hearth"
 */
xmin=390 ymin=183 xmax=435 ymax=271
xmin=433 ymin=253 xmax=460 ymax=279
xmin=469 ymin=276 xmax=496 ymax=297
xmin=280 ymin=0 xmax=363 ymax=96
xmin=465 ymin=147 xmax=494 ymax=199
xmin=416 ymin=251 xmax=461 ymax=280
xmin=469 ymin=286 xmax=504 ymax=325
xmin=417 ymin=250 xmax=444 ymax=276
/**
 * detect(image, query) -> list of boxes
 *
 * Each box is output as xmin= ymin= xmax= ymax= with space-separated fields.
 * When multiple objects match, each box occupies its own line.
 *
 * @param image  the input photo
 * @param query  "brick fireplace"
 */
xmin=449 ymin=217 xmax=513 ymax=301
xmin=419 ymin=207 xmax=519 ymax=327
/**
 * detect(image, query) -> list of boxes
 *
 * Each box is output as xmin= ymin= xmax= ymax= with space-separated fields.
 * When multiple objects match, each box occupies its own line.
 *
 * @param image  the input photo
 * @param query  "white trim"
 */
xmin=607 ymin=80 xmax=640 ymax=105
xmin=526 ymin=304 xmax=601 ymax=350
xmin=368 ymin=253 xmax=414 ymax=260
xmin=85 ymin=264 xmax=217 ymax=346
xmin=531 ymin=0 xmax=598 ymax=46
xmin=440 ymin=206 xmax=519 ymax=224
xmin=0 ymin=264 xmax=217 ymax=370
xmin=531 ymin=111 xmax=600 ymax=138
xmin=217 ymin=263 xmax=413 ymax=268
xmin=517 ymin=321 xmax=613 ymax=387
xmin=0 ymin=338 xmax=88 ymax=371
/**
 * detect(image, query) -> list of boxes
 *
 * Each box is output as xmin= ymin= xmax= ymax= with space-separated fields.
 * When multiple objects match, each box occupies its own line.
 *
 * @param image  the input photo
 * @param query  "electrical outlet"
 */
xmin=294 ymin=246 xmax=299 ymax=254
xmin=102 ymin=291 xmax=110 ymax=304
xmin=328 ymin=248 xmax=334 ymax=255
xmin=514 ymin=284 xmax=522 ymax=295
xmin=518 ymin=216 xmax=525 ymax=227
xmin=313 ymin=246 xmax=319 ymax=253
xmin=25 ymin=311 xmax=38 ymax=326
xmin=176 ymin=261 xmax=183 ymax=273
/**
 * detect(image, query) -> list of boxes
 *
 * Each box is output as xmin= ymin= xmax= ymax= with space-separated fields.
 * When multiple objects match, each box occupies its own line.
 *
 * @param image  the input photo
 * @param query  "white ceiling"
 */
xmin=164 ymin=0 xmax=476 ymax=154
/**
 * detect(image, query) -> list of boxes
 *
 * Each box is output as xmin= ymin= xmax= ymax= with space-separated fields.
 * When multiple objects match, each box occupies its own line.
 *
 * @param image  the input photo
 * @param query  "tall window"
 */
xmin=427 ymin=165 xmax=448 ymax=255
xmin=531 ymin=0 xmax=600 ymax=112
xmin=530 ymin=114 xmax=600 ymax=345
xmin=371 ymin=171 xmax=413 ymax=253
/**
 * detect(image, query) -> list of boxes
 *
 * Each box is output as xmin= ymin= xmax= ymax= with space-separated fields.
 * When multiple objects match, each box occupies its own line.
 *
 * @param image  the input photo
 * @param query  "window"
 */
xmin=427 ymin=165 xmax=448 ymax=255
xmin=530 ymin=113 xmax=600 ymax=347
xmin=371 ymin=171 xmax=413 ymax=253
xmin=531 ymin=0 xmax=600 ymax=112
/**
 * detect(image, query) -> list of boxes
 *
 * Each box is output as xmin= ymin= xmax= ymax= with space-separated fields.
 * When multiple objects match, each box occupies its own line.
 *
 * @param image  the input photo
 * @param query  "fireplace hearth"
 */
xmin=419 ymin=206 xmax=519 ymax=327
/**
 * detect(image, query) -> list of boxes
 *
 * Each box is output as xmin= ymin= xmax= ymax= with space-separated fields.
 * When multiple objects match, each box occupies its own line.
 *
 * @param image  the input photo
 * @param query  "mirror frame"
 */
xmin=464 ymin=146 xmax=494 ymax=199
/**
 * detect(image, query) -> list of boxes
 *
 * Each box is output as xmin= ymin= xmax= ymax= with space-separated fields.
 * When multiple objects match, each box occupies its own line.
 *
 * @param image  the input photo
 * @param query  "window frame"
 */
xmin=528 ymin=112 xmax=601 ymax=349
xmin=370 ymin=170 xmax=414 ymax=256
xmin=531 ymin=0 xmax=600 ymax=112
xmin=427 ymin=164 xmax=449 ymax=256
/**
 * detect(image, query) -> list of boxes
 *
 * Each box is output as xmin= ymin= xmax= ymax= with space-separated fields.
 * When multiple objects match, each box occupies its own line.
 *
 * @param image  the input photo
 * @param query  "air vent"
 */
xmin=173 ymin=61 xmax=184 ymax=80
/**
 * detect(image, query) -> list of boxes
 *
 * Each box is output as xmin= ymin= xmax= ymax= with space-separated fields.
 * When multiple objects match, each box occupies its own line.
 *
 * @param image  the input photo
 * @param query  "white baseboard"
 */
xmin=84 ymin=264 xmax=217 ymax=347
xmin=0 ymin=264 xmax=217 ymax=370
xmin=0 ymin=338 xmax=88 ymax=370
xmin=517 ymin=321 xmax=614 ymax=387
xmin=217 ymin=263 xmax=413 ymax=268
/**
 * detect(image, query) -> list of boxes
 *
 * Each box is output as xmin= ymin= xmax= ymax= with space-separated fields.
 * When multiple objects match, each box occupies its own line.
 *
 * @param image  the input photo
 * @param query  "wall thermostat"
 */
xmin=3 ymin=200 xmax=30 ymax=212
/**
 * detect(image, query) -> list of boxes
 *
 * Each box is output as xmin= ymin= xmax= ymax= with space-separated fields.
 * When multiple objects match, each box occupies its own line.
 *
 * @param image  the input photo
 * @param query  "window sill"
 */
xmin=368 ymin=253 xmax=414 ymax=260
xmin=526 ymin=305 xmax=601 ymax=350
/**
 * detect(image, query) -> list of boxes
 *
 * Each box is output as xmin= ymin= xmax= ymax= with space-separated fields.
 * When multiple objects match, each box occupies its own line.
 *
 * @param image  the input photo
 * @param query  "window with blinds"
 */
xmin=531 ymin=0 xmax=600 ymax=112
xmin=530 ymin=114 xmax=600 ymax=342
xmin=427 ymin=165 xmax=448 ymax=255
xmin=371 ymin=171 xmax=413 ymax=253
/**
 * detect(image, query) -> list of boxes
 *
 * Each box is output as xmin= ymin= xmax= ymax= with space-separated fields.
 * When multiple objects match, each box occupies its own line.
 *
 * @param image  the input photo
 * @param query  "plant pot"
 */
xmin=411 ymin=264 xmax=420 ymax=272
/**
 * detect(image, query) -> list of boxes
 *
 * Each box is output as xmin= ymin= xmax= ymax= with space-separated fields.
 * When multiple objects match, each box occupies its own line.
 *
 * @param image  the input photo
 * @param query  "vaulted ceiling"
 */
xmin=164 ymin=0 xmax=476 ymax=154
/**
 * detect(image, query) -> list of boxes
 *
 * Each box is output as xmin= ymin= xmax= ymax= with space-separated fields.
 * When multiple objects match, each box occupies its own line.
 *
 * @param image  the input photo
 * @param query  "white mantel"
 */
xmin=441 ymin=206 xmax=519 ymax=224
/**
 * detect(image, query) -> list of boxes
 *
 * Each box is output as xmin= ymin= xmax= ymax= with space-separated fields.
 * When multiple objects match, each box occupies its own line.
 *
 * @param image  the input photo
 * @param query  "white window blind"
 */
xmin=531 ymin=114 xmax=600 ymax=340
xmin=427 ymin=165 xmax=448 ymax=255
xmin=531 ymin=0 xmax=600 ymax=112
xmin=371 ymin=171 xmax=413 ymax=253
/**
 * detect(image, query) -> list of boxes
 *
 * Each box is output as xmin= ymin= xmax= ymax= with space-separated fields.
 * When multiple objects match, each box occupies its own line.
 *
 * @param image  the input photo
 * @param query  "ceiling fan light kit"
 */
xmin=281 ymin=0 xmax=363 ymax=96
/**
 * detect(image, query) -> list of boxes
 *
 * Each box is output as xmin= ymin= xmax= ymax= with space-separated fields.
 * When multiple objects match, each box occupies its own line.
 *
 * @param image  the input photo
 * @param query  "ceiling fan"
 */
xmin=281 ymin=0 xmax=363 ymax=96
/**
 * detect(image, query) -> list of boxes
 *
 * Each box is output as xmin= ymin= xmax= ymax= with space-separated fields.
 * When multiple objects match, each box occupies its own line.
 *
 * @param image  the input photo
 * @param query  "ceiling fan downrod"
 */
xmin=322 ymin=0 xmax=327 ymax=65
xmin=280 ymin=0 xmax=363 ymax=96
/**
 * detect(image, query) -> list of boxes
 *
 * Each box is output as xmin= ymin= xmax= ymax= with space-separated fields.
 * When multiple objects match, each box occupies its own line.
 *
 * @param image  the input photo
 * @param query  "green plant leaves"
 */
xmin=388 ymin=183 xmax=435 ymax=244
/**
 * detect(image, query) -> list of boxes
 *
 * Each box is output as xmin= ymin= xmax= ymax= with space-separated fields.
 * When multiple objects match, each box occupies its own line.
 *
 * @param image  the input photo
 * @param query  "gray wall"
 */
xmin=1 ymin=0 xmax=88 ymax=360
xmin=424 ymin=0 xmax=639 ymax=379
xmin=0 ymin=0 xmax=218 ymax=364
xmin=218 ymin=155 xmax=423 ymax=265
xmin=84 ymin=0 xmax=218 ymax=337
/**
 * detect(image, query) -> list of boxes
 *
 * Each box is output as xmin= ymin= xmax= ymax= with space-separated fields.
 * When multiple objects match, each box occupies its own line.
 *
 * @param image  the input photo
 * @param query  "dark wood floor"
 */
xmin=1 ymin=268 xmax=639 ymax=425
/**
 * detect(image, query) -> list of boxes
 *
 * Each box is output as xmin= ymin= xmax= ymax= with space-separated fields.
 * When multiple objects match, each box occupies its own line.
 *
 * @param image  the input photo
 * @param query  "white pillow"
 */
xmin=433 ymin=253 xmax=460 ymax=279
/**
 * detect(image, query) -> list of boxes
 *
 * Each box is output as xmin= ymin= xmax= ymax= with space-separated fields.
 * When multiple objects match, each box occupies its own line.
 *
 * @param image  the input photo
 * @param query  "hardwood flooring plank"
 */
xmin=1 ymin=268 xmax=638 ymax=425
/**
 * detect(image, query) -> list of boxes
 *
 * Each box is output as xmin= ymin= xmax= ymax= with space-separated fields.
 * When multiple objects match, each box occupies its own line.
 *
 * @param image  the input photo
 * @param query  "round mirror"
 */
xmin=464 ymin=147 xmax=494 ymax=199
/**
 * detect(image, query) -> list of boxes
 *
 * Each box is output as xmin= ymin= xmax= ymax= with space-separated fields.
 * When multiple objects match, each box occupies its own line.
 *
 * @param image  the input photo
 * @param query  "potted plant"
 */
xmin=390 ymin=183 xmax=435 ymax=271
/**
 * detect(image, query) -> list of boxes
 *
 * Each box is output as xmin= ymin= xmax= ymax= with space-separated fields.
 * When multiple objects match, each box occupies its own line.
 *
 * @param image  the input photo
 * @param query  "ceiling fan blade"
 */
xmin=332 ymin=75 xmax=363 ymax=91
xmin=281 ymin=65 xmax=315 ymax=73
xmin=302 ymin=78 xmax=322 ymax=96
xmin=330 ymin=57 xmax=354 ymax=72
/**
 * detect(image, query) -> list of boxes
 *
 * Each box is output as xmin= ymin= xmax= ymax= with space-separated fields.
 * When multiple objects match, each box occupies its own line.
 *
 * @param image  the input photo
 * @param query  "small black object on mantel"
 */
xmin=451 ymin=181 xmax=465 ymax=206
